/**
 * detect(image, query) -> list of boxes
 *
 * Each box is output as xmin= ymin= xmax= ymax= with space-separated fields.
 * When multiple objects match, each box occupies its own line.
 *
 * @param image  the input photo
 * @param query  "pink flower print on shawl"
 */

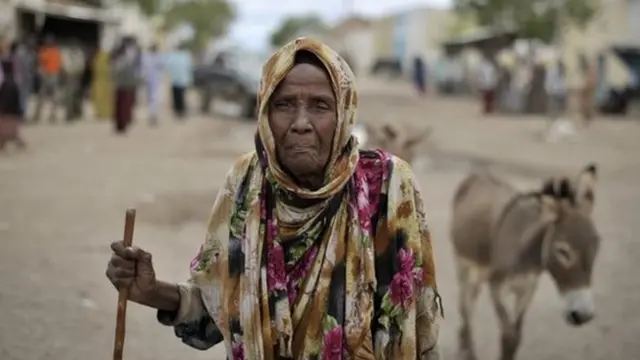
xmin=264 ymin=193 xmax=287 ymax=293
xmin=397 ymin=248 xmax=424 ymax=286
xmin=390 ymin=273 xmax=414 ymax=308
xmin=231 ymin=335 xmax=245 ymax=360
xmin=389 ymin=249 xmax=424 ymax=308
xmin=323 ymin=326 xmax=344 ymax=360
xmin=267 ymin=243 xmax=287 ymax=292
xmin=286 ymin=245 xmax=319 ymax=304
xmin=189 ymin=244 xmax=204 ymax=272
xmin=352 ymin=164 xmax=372 ymax=237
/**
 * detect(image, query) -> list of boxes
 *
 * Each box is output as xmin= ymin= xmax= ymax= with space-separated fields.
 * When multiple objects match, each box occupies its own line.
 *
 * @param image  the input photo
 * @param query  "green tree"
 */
xmin=269 ymin=14 xmax=327 ymax=48
xmin=162 ymin=0 xmax=236 ymax=52
xmin=453 ymin=0 xmax=598 ymax=43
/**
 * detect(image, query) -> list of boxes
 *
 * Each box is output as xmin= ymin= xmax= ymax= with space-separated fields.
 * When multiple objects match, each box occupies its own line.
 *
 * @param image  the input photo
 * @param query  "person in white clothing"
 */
xmin=142 ymin=44 xmax=164 ymax=125
xmin=478 ymin=55 xmax=498 ymax=114
xmin=544 ymin=59 xmax=576 ymax=142
xmin=545 ymin=59 xmax=567 ymax=120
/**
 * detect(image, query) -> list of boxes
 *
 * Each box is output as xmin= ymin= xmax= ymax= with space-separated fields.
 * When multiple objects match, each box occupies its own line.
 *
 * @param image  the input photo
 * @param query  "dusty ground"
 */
xmin=1 ymin=82 xmax=639 ymax=360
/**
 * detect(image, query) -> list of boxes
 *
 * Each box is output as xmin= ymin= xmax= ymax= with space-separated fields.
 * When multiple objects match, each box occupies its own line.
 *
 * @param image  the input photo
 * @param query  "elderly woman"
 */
xmin=106 ymin=38 xmax=442 ymax=359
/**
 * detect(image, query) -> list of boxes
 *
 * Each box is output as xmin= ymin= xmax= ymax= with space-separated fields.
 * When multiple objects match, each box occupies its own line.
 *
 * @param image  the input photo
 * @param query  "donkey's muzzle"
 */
xmin=563 ymin=287 xmax=595 ymax=327
xmin=566 ymin=310 xmax=593 ymax=326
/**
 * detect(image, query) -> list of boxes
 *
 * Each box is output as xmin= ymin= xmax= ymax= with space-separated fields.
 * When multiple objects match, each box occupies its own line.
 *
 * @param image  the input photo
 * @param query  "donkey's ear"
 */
xmin=557 ymin=177 xmax=575 ymax=202
xmin=403 ymin=126 xmax=432 ymax=150
xmin=541 ymin=178 xmax=556 ymax=197
xmin=575 ymin=163 xmax=597 ymax=215
xmin=540 ymin=195 xmax=561 ymax=223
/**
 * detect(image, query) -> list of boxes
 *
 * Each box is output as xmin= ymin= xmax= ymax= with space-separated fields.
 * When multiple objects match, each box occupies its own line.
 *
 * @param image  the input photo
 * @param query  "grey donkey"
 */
xmin=451 ymin=164 xmax=600 ymax=360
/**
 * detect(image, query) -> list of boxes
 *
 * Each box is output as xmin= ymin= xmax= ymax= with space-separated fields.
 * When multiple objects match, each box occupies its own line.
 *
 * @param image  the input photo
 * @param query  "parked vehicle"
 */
xmin=596 ymin=46 xmax=640 ymax=115
xmin=194 ymin=48 xmax=264 ymax=119
xmin=370 ymin=58 xmax=403 ymax=78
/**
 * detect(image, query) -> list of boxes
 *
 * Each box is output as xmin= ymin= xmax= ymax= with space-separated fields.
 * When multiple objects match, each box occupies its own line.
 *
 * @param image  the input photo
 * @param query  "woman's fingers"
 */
xmin=106 ymin=252 xmax=137 ymax=291
xmin=110 ymin=241 xmax=144 ymax=260
xmin=110 ymin=254 xmax=135 ymax=269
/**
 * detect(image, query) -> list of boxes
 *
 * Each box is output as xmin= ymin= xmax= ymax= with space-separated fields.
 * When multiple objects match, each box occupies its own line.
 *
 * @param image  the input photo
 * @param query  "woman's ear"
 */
xmin=574 ymin=163 xmax=597 ymax=216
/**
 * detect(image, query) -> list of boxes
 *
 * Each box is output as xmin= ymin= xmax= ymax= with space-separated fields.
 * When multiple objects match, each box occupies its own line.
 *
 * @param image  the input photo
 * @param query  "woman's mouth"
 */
xmin=286 ymin=145 xmax=316 ymax=153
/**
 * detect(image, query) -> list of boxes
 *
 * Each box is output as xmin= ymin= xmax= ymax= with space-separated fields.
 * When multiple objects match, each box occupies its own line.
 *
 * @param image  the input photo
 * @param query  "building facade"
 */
xmin=560 ymin=0 xmax=640 ymax=90
xmin=371 ymin=7 xmax=455 ymax=75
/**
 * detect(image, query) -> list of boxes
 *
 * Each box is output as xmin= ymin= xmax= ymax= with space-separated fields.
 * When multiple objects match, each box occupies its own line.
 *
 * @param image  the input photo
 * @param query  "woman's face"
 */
xmin=268 ymin=62 xmax=337 ymax=188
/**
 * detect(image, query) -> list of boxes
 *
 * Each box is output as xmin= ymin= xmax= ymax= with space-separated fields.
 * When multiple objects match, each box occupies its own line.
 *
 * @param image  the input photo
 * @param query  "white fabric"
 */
xmin=478 ymin=60 xmax=497 ymax=90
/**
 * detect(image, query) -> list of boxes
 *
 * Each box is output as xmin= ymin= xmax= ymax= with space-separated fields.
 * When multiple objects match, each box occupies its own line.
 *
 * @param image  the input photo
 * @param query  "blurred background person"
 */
xmin=412 ymin=54 xmax=427 ymax=96
xmin=478 ymin=54 xmax=498 ymax=115
xmin=78 ymin=44 xmax=96 ymax=120
xmin=91 ymin=44 xmax=113 ymax=121
xmin=32 ymin=35 xmax=62 ymax=124
xmin=545 ymin=58 xmax=576 ymax=142
xmin=14 ymin=37 xmax=36 ymax=118
xmin=142 ymin=43 xmax=164 ymax=126
xmin=0 ymin=40 xmax=27 ymax=150
xmin=111 ymin=41 xmax=139 ymax=134
xmin=545 ymin=58 xmax=567 ymax=122
xmin=199 ymin=51 xmax=227 ymax=114
xmin=61 ymin=39 xmax=86 ymax=122
xmin=164 ymin=43 xmax=192 ymax=119
xmin=581 ymin=56 xmax=598 ymax=125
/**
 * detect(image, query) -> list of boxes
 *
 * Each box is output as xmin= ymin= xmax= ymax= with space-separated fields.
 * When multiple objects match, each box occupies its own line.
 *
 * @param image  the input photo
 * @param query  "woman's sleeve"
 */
xmin=155 ymin=154 xmax=253 ymax=350
xmin=156 ymin=282 xmax=223 ymax=350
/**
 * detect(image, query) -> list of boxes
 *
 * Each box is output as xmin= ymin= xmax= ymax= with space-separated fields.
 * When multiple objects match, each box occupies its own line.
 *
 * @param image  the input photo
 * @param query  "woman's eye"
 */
xmin=313 ymin=100 xmax=330 ymax=110
xmin=273 ymin=101 xmax=291 ymax=109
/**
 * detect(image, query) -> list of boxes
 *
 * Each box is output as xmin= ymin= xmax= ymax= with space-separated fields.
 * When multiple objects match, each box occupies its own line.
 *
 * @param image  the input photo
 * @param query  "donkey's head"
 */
xmin=355 ymin=123 xmax=431 ymax=164
xmin=538 ymin=164 xmax=600 ymax=326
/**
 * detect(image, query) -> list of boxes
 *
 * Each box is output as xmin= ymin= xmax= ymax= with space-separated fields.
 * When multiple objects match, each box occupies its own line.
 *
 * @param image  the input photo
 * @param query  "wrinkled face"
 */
xmin=547 ymin=209 xmax=600 ymax=327
xmin=268 ymin=62 xmax=337 ymax=186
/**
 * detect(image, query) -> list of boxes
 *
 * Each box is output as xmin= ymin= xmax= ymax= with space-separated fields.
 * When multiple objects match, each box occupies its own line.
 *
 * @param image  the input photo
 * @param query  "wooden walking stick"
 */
xmin=113 ymin=209 xmax=136 ymax=360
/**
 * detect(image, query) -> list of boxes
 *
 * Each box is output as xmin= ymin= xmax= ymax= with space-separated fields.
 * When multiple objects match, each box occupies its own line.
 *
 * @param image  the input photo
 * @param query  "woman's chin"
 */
xmin=284 ymin=156 xmax=322 ymax=176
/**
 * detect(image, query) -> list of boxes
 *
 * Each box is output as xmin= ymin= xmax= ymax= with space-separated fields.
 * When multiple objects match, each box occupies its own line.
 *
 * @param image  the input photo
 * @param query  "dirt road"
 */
xmin=1 ymin=86 xmax=639 ymax=360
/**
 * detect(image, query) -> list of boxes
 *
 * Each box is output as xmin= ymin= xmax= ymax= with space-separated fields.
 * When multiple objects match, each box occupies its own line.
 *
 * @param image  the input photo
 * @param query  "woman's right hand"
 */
xmin=106 ymin=241 xmax=157 ymax=304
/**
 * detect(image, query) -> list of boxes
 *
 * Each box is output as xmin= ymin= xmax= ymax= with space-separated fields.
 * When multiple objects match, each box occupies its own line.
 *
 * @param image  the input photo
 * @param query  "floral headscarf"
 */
xmin=174 ymin=37 xmax=442 ymax=360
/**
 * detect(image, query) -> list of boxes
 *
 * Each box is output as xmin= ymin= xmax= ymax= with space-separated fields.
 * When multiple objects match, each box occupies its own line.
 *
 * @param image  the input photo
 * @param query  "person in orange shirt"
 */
xmin=32 ymin=35 xmax=62 ymax=123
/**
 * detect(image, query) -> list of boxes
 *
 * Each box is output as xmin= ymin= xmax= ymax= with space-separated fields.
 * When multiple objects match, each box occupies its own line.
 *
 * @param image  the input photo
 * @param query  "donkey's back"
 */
xmin=451 ymin=171 xmax=516 ymax=265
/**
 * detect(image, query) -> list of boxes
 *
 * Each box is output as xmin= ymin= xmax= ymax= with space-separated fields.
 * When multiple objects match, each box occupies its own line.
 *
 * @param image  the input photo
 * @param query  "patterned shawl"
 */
xmin=188 ymin=37 xmax=442 ymax=360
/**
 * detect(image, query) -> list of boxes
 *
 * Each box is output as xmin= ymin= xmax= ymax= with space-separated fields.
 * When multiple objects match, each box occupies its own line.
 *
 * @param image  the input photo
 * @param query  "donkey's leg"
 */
xmin=456 ymin=259 xmax=486 ymax=360
xmin=489 ymin=274 xmax=539 ymax=360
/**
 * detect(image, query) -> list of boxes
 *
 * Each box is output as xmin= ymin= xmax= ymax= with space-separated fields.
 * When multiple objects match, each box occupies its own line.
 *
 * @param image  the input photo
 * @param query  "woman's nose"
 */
xmin=291 ymin=110 xmax=313 ymax=133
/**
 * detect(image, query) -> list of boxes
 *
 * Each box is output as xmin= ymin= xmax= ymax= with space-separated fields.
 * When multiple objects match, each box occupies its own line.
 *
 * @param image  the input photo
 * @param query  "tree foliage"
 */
xmin=269 ymin=14 xmax=327 ymax=48
xmin=453 ymin=0 xmax=599 ymax=42
xmin=162 ymin=0 xmax=236 ymax=52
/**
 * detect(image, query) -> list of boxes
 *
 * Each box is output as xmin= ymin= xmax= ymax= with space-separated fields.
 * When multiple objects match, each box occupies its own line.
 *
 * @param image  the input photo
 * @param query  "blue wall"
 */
xmin=393 ymin=12 xmax=409 ymax=69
